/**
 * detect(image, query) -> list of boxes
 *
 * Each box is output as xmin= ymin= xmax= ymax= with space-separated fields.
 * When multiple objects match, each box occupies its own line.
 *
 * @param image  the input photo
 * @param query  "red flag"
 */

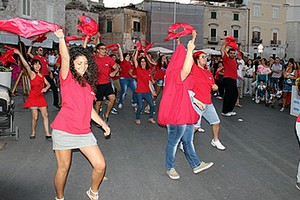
xmin=76 ymin=15 xmax=98 ymax=37
xmin=32 ymin=34 xmax=47 ymax=43
xmin=164 ymin=22 xmax=195 ymax=41
xmin=0 ymin=17 xmax=61 ymax=38
xmin=65 ymin=35 xmax=89 ymax=43
xmin=106 ymin=43 xmax=120 ymax=52
xmin=144 ymin=42 xmax=155 ymax=54
xmin=0 ymin=46 xmax=18 ymax=66
xmin=224 ymin=36 xmax=236 ymax=43
xmin=135 ymin=41 xmax=143 ymax=52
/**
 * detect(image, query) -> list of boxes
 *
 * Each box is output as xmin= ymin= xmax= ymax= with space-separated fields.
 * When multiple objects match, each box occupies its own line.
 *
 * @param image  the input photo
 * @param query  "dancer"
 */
xmin=14 ymin=49 xmax=51 ymax=139
xmin=190 ymin=50 xmax=225 ymax=150
xmin=158 ymin=31 xmax=213 ymax=180
xmin=296 ymin=113 xmax=300 ymax=191
xmin=51 ymin=29 xmax=110 ymax=200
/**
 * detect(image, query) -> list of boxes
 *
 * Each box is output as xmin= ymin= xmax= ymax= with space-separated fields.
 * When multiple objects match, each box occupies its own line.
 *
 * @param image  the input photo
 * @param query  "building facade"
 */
xmin=244 ymin=0 xmax=287 ymax=59
xmin=203 ymin=3 xmax=248 ymax=52
xmin=286 ymin=0 xmax=300 ymax=61
xmin=137 ymin=0 xmax=204 ymax=51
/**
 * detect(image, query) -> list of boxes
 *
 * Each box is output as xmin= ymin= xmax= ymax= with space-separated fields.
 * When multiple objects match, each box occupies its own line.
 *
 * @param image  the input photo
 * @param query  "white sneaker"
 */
xmin=280 ymin=107 xmax=284 ymax=112
xmin=197 ymin=127 xmax=205 ymax=133
xmin=118 ymin=103 xmax=123 ymax=109
xmin=221 ymin=112 xmax=232 ymax=117
xmin=131 ymin=103 xmax=137 ymax=107
xmin=178 ymin=142 xmax=184 ymax=152
xmin=193 ymin=161 xmax=214 ymax=174
xmin=229 ymin=111 xmax=236 ymax=116
xmin=211 ymin=139 xmax=226 ymax=150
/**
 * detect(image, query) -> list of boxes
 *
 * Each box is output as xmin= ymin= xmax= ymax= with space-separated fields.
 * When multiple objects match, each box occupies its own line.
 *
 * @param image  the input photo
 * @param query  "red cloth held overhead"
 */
xmin=0 ymin=46 xmax=18 ymax=66
xmin=144 ymin=42 xmax=155 ymax=54
xmin=76 ymin=15 xmax=98 ymax=37
xmin=32 ymin=34 xmax=47 ymax=43
xmin=164 ymin=22 xmax=195 ymax=41
xmin=106 ymin=44 xmax=120 ymax=52
xmin=0 ymin=17 xmax=61 ymax=38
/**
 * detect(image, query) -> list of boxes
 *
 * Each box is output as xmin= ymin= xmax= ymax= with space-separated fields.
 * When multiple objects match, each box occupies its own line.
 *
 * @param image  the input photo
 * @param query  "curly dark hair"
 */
xmin=69 ymin=46 xmax=98 ymax=92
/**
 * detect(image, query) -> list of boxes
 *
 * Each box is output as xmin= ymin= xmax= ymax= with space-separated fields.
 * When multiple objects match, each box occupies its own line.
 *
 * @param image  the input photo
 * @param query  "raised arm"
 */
xmin=27 ymin=43 xmax=34 ymax=59
xmin=220 ymin=41 xmax=226 ymax=58
xmin=118 ymin=44 xmax=124 ymax=61
xmin=54 ymin=29 xmax=70 ymax=80
xmin=133 ymin=49 xmax=139 ymax=68
xmin=181 ymin=30 xmax=196 ymax=81
xmin=14 ymin=49 xmax=35 ymax=79
xmin=82 ymin=35 xmax=90 ymax=49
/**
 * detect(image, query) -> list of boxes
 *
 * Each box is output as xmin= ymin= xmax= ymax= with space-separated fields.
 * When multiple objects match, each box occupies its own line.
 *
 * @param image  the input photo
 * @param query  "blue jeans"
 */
xmin=165 ymin=124 xmax=201 ymax=170
xmin=119 ymin=78 xmax=137 ymax=105
xmin=136 ymin=92 xmax=154 ymax=120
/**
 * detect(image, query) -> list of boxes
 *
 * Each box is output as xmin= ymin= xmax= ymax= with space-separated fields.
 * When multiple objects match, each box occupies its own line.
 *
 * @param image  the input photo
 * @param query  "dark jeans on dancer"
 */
xmin=222 ymin=77 xmax=238 ymax=114
xmin=45 ymin=75 xmax=59 ymax=106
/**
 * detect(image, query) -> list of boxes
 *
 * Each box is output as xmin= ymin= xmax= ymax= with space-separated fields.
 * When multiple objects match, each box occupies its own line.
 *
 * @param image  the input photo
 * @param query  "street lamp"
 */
xmin=258 ymin=44 xmax=264 ymax=57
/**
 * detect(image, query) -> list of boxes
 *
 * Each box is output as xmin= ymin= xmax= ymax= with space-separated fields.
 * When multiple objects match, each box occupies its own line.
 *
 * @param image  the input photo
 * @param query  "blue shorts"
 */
xmin=193 ymin=103 xmax=220 ymax=127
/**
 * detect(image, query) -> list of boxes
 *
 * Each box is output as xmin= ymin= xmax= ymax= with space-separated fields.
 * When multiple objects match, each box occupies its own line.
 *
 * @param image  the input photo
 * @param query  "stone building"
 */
xmin=244 ymin=0 xmax=287 ymax=59
xmin=286 ymin=0 xmax=300 ymax=61
xmin=203 ymin=3 xmax=248 ymax=52
xmin=99 ymin=6 xmax=147 ymax=52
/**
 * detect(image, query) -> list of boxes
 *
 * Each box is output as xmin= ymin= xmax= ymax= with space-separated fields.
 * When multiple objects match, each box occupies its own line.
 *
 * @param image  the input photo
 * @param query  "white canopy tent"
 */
xmin=148 ymin=47 xmax=173 ymax=54
xmin=197 ymin=48 xmax=221 ymax=56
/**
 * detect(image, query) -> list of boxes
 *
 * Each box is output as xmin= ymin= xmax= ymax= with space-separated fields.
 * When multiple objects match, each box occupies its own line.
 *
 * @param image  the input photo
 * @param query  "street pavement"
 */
xmin=0 ymin=91 xmax=299 ymax=200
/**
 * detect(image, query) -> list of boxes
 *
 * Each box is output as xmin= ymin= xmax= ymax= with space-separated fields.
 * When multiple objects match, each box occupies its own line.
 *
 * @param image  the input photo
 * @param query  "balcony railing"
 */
xmin=252 ymin=38 xmax=262 ymax=45
xmin=270 ymin=40 xmax=281 ymax=47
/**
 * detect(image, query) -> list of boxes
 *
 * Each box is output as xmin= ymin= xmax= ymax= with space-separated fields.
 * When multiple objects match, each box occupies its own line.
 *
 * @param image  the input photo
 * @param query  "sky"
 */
xmin=102 ymin=0 xmax=191 ymax=8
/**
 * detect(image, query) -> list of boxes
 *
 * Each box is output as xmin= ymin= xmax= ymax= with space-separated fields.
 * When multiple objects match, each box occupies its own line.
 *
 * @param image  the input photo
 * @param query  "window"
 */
xmin=253 ymin=5 xmax=260 ymax=17
xmin=211 ymin=11 xmax=217 ymax=19
xmin=272 ymin=7 xmax=279 ymax=19
xmin=233 ymin=13 xmax=239 ymax=21
xmin=233 ymin=30 xmax=239 ymax=42
xmin=272 ymin=32 xmax=278 ymax=44
xmin=210 ymin=28 xmax=217 ymax=41
xmin=22 ymin=0 xmax=31 ymax=17
xmin=223 ymin=30 xmax=227 ymax=36
xmin=133 ymin=21 xmax=140 ymax=32
xmin=107 ymin=20 xmax=112 ymax=33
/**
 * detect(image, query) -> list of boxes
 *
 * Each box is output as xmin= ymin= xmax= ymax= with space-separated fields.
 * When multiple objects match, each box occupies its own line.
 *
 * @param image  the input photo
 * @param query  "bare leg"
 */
xmin=105 ymin=94 xmax=115 ymax=118
xmin=30 ymin=109 xmax=38 ymax=136
xmin=80 ymin=145 xmax=106 ymax=199
xmin=95 ymin=101 xmax=102 ymax=115
xmin=212 ymin=123 xmax=220 ymax=141
xmin=39 ymin=107 xmax=50 ymax=136
xmin=54 ymin=149 xmax=72 ymax=199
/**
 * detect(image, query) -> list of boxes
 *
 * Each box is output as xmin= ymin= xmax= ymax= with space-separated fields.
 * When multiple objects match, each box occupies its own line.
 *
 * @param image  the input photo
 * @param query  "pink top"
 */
xmin=158 ymin=44 xmax=199 ymax=126
xmin=94 ymin=55 xmax=115 ymax=84
xmin=51 ymin=71 xmax=95 ymax=134
xmin=222 ymin=53 xmax=237 ymax=80
xmin=191 ymin=64 xmax=215 ymax=104
xmin=257 ymin=65 xmax=271 ymax=75
xmin=135 ymin=67 xmax=152 ymax=93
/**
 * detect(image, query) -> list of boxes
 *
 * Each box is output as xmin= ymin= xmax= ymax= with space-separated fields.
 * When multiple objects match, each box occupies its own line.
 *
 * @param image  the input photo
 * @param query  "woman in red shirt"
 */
xmin=133 ymin=50 xmax=156 ymax=124
xmin=51 ymin=29 xmax=110 ymax=200
xmin=153 ymin=54 xmax=168 ymax=99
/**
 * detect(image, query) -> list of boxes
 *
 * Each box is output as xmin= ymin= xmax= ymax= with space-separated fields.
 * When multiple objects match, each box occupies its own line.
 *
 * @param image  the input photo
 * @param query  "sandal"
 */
xmin=55 ymin=197 xmax=64 ymax=200
xmin=86 ymin=187 xmax=99 ymax=200
xmin=148 ymin=118 xmax=156 ymax=124
xmin=135 ymin=119 xmax=141 ymax=124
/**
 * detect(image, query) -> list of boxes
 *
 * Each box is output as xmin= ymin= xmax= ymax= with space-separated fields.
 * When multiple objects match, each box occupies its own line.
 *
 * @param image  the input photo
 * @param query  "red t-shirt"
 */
xmin=33 ymin=55 xmax=49 ymax=76
xmin=222 ymin=53 xmax=237 ymax=80
xmin=135 ymin=67 xmax=152 ymax=93
xmin=191 ymin=64 xmax=215 ymax=104
xmin=94 ymin=55 xmax=116 ymax=84
xmin=120 ymin=60 xmax=134 ymax=78
xmin=51 ymin=71 xmax=95 ymax=134
xmin=158 ymin=44 xmax=199 ymax=126
xmin=154 ymin=64 xmax=167 ymax=80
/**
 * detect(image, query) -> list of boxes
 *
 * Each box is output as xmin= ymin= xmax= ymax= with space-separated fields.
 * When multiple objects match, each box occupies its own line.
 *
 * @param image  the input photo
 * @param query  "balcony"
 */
xmin=208 ymin=36 xmax=219 ymax=45
xmin=252 ymin=38 xmax=262 ymax=45
xmin=270 ymin=40 xmax=281 ymax=47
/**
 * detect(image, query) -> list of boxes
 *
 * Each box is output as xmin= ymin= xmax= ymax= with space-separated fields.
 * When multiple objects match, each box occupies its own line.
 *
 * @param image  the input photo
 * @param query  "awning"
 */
xmin=0 ymin=32 xmax=59 ymax=49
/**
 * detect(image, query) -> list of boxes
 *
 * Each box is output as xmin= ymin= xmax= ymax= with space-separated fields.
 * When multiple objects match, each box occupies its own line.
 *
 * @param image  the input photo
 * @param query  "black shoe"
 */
xmin=45 ymin=136 xmax=52 ymax=140
xmin=30 ymin=135 xmax=35 ymax=139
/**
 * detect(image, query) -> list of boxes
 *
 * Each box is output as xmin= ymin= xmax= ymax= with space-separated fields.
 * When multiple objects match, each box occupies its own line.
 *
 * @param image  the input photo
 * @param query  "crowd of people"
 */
xmin=2 ymin=26 xmax=300 ymax=198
